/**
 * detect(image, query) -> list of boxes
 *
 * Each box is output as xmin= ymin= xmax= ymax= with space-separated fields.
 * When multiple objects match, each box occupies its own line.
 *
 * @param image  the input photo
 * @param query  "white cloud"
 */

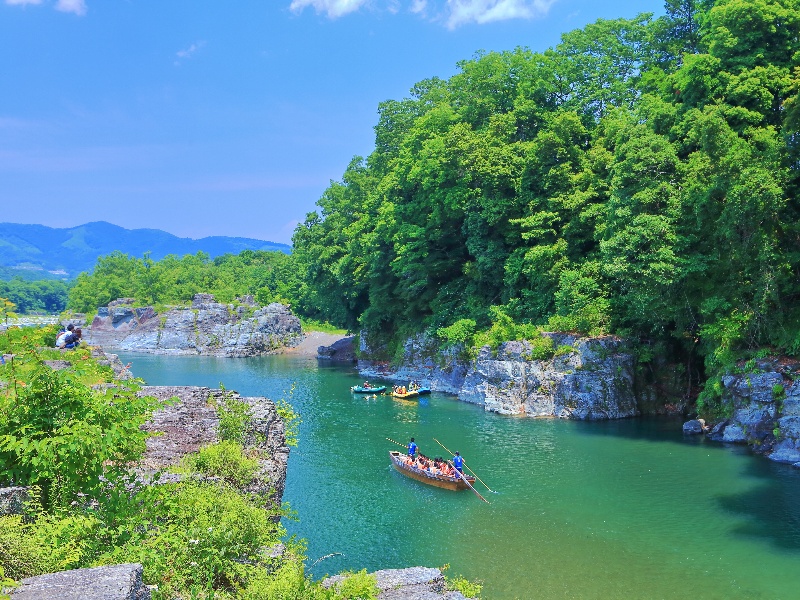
xmin=445 ymin=0 xmax=554 ymax=28
xmin=289 ymin=0 xmax=369 ymax=19
xmin=174 ymin=41 xmax=206 ymax=66
xmin=55 ymin=0 xmax=86 ymax=15
xmin=288 ymin=0 xmax=555 ymax=26
xmin=410 ymin=0 xmax=427 ymax=14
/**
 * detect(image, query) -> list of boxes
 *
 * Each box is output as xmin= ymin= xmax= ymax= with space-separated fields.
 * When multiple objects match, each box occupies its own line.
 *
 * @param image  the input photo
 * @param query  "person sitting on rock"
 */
xmin=64 ymin=328 xmax=82 ymax=349
xmin=55 ymin=324 xmax=74 ymax=348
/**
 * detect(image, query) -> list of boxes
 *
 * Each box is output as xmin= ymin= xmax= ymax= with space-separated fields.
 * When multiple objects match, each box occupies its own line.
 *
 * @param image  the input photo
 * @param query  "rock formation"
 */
xmin=88 ymin=294 xmax=301 ymax=356
xmin=317 ymin=335 xmax=356 ymax=362
xmin=699 ymin=358 xmax=800 ymax=467
xmin=358 ymin=333 xmax=637 ymax=419
xmin=139 ymin=385 xmax=289 ymax=505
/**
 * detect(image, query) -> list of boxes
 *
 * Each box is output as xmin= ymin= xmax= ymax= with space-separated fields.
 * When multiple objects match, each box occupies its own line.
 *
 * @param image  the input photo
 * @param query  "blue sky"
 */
xmin=1 ymin=0 xmax=666 ymax=244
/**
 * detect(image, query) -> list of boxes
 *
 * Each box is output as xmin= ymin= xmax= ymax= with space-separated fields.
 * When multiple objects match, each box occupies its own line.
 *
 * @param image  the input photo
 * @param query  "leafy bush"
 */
xmin=276 ymin=397 xmax=300 ymax=448
xmin=445 ymin=574 xmax=482 ymax=598
xmin=100 ymin=481 xmax=282 ymax=598
xmin=0 ymin=326 xmax=159 ymax=508
xmin=213 ymin=388 xmax=253 ymax=445
xmin=528 ymin=334 xmax=555 ymax=360
xmin=326 ymin=570 xmax=379 ymax=599
xmin=0 ymin=515 xmax=55 ymax=580
xmin=437 ymin=319 xmax=477 ymax=347
xmin=184 ymin=441 xmax=260 ymax=487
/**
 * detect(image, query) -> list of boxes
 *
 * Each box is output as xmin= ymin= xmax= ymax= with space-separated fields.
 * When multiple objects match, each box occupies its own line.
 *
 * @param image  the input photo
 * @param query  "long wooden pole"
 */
xmin=434 ymin=437 xmax=494 ymax=493
xmin=386 ymin=437 xmax=408 ymax=449
xmin=448 ymin=460 xmax=489 ymax=504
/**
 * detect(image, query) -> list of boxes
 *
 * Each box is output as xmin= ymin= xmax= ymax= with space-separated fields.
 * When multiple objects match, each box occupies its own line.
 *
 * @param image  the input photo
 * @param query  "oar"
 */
xmin=386 ymin=437 xmax=408 ymax=449
xmin=448 ymin=460 xmax=489 ymax=504
xmin=434 ymin=437 xmax=495 ymax=493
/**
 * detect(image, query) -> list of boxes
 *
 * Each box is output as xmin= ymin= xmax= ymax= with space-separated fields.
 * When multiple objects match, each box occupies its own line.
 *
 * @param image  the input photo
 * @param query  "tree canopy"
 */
xmin=290 ymin=0 xmax=800 ymax=378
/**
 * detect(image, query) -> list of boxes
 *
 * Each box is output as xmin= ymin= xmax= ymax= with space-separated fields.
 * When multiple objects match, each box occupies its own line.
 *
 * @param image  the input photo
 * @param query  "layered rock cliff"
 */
xmin=702 ymin=358 xmax=800 ymax=467
xmin=358 ymin=333 xmax=638 ymax=419
xmin=88 ymin=294 xmax=301 ymax=356
xmin=139 ymin=385 xmax=290 ymax=505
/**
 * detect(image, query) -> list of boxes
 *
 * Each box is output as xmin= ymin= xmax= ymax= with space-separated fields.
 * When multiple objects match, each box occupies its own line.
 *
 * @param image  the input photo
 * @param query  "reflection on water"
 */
xmin=121 ymin=353 xmax=800 ymax=600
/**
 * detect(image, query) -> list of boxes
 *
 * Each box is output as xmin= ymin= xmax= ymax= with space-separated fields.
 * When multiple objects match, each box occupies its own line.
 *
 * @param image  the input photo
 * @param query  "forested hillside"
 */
xmin=291 ymin=0 xmax=800 ymax=385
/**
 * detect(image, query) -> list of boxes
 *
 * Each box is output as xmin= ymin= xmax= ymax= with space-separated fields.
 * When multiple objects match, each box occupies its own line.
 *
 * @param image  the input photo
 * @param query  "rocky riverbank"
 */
xmin=358 ymin=333 xmax=638 ymax=419
xmin=682 ymin=358 xmax=800 ymax=467
xmin=87 ymin=294 xmax=301 ymax=356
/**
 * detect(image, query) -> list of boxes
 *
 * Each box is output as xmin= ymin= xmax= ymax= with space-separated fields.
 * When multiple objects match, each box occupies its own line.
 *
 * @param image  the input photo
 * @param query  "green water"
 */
xmin=119 ymin=353 xmax=800 ymax=599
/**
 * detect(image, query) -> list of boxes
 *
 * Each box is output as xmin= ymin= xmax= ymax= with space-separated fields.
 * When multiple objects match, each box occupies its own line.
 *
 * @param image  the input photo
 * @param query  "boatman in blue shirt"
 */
xmin=408 ymin=437 xmax=417 ymax=458
xmin=452 ymin=451 xmax=464 ymax=474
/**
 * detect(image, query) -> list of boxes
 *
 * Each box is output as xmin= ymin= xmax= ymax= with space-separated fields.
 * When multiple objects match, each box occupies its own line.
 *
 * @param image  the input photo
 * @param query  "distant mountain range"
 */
xmin=0 ymin=221 xmax=291 ymax=279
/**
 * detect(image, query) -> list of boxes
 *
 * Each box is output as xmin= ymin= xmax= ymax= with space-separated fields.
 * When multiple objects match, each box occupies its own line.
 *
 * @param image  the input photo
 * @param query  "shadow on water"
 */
xmin=716 ymin=458 xmax=800 ymax=551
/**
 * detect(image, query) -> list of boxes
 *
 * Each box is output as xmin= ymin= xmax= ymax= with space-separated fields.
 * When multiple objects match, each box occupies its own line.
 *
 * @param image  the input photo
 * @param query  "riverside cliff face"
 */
xmin=88 ymin=294 xmax=301 ymax=356
xmin=704 ymin=359 xmax=800 ymax=467
xmin=358 ymin=333 xmax=637 ymax=419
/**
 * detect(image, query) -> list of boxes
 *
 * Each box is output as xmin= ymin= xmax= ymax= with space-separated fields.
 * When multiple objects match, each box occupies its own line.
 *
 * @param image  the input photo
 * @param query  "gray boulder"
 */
xmin=317 ymin=335 xmax=356 ymax=362
xmin=0 ymin=487 xmax=29 ymax=516
xmin=11 ymin=563 xmax=150 ymax=600
xmin=683 ymin=419 xmax=706 ymax=435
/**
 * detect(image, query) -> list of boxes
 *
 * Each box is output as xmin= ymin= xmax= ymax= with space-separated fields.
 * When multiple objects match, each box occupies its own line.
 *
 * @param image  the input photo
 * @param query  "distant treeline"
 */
xmin=66 ymin=250 xmax=312 ymax=316
xmin=287 ymin=0 xmax=800 ymax=388
xmin=0 ymin=278 xmax=69 ymax=314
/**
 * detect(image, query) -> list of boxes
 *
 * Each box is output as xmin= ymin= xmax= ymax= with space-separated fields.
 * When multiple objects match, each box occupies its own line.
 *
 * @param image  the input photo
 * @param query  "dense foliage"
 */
xmin=0 ymin=278 xmax=68 ymax=314
xmin=291 ymin=0 xmax=800 ymax=386
xmin=67 ymin=250 xmax=310 ymax=316
xmin=0 ymin=324 xmax=378 ymax=599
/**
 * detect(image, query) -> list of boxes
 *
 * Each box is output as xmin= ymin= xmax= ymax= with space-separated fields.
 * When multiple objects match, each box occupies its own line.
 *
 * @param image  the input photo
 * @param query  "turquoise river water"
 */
xmin=119 ymin=352 xmax=800 ymax=599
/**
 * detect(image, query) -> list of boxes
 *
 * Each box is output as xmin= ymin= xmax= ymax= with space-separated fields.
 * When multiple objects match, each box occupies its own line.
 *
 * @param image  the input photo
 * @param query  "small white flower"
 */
xmin=189 ymin=539 xmax=199 ymax=545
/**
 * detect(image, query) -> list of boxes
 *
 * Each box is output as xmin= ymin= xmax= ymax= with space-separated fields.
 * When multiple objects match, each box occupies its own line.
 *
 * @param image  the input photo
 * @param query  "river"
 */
xmin=119 ymin=352 xmax=800 ymax=599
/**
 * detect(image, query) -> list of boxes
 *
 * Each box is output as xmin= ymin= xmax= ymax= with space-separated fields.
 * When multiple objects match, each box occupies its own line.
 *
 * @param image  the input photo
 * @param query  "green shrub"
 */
xmin=100 ymin=481 xmax=282 ymax=598
xmin=0 ymin=515 xmax=54 ymax=580
xmin=529 ymin=335 xmax=555 ymax=361
xmin=327 ymin=570 xmax=379 ymax=599
xmin=184 ymin=441 xmax=260 ymax=487
xmin=276 ymin=397 xmax=300 ymax=448
xmin=445 ymin=574 xmax=482 ymax=598
xmin=437 ymin=319 xmax=477 ymax=347
xmin=0 ymin=327 xmax=159 ymax=508
xmin=242 ymin=559 xmax=325 ymax=600
xmin=213 ymin=387 xmax=253 ymax=445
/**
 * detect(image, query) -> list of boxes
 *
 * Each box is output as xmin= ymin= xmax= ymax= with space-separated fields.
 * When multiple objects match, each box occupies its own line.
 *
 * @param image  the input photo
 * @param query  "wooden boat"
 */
xmin=389 ymin=451 xmax=476 ymax=491
xmin=391 ymin=389 xmax=419 ymax=399
xmin=351 ymin=385 xmax=387 ymax=393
